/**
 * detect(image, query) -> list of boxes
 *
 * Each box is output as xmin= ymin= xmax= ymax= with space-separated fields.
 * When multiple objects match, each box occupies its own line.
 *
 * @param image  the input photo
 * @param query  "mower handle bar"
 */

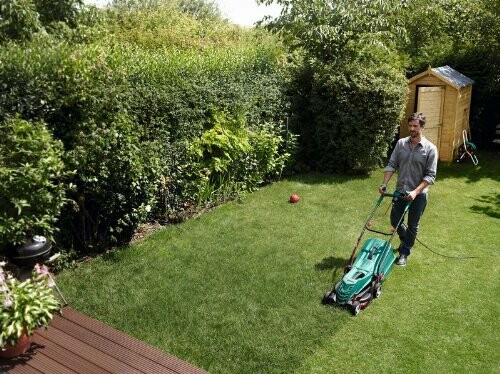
xmin=347 ymin=191 xmax=410 ymax=266
xmin=381 ymin=191 xmax=409 ymax=199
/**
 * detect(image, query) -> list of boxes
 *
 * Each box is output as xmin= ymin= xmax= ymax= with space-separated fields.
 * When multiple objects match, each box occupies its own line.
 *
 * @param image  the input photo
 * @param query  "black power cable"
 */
xmin=365 ymin=197 xmax=481 ymax=259
xmin=403 ymin=223 xmax=481 ymax=259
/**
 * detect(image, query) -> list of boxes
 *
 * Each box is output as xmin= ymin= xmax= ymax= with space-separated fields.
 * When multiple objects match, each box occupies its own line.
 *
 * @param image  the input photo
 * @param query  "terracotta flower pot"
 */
xmin=0 ymin=333 xmax=31 ymax=358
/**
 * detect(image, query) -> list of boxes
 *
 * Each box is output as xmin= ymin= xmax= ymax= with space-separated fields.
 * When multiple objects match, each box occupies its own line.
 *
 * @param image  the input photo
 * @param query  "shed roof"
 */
xmin=409 ymin=65 xmax=474 ymax=89
xmin=432 ymin=66 xmax=474 ymax=88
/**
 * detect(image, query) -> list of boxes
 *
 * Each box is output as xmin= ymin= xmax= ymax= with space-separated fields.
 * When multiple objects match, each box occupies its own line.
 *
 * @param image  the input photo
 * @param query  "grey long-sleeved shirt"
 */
xmin=385 ymin=136 xmax=438 ymax=194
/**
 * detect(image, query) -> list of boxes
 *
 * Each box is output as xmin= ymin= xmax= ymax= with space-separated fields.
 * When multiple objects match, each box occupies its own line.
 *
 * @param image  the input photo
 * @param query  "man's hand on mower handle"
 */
xmin=404 ymin=190 xmax=418 ymax=201
xmin=378 ymin=184 xmax=387 ymax=195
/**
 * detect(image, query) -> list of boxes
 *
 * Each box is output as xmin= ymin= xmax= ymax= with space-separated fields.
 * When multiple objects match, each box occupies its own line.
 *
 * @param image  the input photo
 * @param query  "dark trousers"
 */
xmin=390 ymin=193 xmax=428 ymax=256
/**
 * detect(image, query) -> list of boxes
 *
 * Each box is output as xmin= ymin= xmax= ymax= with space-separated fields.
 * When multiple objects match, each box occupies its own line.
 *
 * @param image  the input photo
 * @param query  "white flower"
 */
xmin=3 ymin=296 xmax=12 ymax=309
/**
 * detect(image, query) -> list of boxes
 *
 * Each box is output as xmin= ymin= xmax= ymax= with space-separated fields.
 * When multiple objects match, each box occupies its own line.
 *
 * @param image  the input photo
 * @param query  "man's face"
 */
xmin=408 ymin=119 xmax=423 ymax=138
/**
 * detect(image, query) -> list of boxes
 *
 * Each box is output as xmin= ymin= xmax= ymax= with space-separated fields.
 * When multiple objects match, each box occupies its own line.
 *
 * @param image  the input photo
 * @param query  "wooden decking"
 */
xmin=0 ymin=306 xmax=207 ymax=374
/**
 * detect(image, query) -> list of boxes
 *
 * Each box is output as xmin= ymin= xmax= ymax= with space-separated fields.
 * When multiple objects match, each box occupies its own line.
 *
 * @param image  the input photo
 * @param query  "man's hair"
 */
xmin=408 ymin=112 xmax=426 ymax=126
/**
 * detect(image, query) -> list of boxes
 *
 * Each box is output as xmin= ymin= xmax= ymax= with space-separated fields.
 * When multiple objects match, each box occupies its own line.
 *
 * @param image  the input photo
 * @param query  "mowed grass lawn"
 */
xmin=56 ymin=151 xmax=499 ymax=373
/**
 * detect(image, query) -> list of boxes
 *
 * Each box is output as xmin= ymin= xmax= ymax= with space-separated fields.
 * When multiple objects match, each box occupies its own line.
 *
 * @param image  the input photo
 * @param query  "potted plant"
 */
xmin=0 ymin=261 xmax=61 ymax=358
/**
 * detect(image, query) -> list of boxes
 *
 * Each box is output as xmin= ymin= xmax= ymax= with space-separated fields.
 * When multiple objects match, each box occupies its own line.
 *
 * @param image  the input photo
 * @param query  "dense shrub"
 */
xmin=0 ymin=0 xmax=84 ymax=43
xmin=289 ymin=48 xmax=407 ymax=173
xmin=0 ymin=41 xmax=129 ymax=144
xmin=188 ymin=110 xmax=292 ymax=202
xmin=0 ymin=2 xmax=292 ymax=252
xmin=63 ymin=115 xmax=163 ymax=249
xmin=0 ymin=0 xmax=42 ymax=42
xmin=0 ymin=117 xmax=69 ymax=248
xmin=121 ymin=44 xmax=289 ymax=216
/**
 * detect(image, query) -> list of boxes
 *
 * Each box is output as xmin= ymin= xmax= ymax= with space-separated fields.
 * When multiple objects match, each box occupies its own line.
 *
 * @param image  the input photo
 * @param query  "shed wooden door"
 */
xmin=417 ymin=86 xmax=444 ymax=148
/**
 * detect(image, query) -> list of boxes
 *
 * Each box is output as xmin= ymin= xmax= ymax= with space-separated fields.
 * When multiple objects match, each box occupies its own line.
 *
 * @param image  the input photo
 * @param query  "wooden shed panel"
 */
xmin=413 ymin=76 xmax=443 ymax=86
xmin=442 ymin=88 xmax=459 ymax=161
xmin=451 ymin=89 xmax=473 ymax=158
xmin=440 ymin=142 xmax=454 ymax=161
xmin=420 ymin=89 xmax=443 ymax=148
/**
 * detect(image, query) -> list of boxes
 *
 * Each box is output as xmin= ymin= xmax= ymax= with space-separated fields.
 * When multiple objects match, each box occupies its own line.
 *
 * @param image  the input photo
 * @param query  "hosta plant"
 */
xmin=0 ymin=262 xmax=61 ymax=348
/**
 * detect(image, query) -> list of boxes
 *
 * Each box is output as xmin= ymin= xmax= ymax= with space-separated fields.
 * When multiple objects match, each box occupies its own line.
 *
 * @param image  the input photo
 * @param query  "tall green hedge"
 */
xmin=289 ymin=49 xmax=407 ymax=173
xmin=0 ymin=15 xmax=291 ymax=251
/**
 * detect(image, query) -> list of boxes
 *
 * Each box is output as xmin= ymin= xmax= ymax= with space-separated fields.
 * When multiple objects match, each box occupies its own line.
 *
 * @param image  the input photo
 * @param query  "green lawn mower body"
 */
xmin=323 ymin=192 xmax=410 ymax=315
xmin=325 ymin=238 xmax=396 ymax=314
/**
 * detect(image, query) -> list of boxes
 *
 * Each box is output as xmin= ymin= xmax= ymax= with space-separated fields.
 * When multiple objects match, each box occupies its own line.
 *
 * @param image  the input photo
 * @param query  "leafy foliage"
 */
xmin=445 ymin=46 xmax=500 ymax=146
xmin=259 ymin=0 xmax=407 ymax=64
xmin=34 ymin=0 xmax=83 ymax=28
xmin=289 ymin=48 xmax=407 ymax=173
xmin=0 ymin=0 xmax=84 ymax=43
xmin=260 ymin=0 xmax=408 ymax=172
xmin=177 ymin=0 xmax=221 ymax=21
xmin=0 ymin=117 xmax=70 ymax=247
xmin=64 ymin=115 xmax=163 ymax=248
xmin=398 ymin=0 xmax=500 ymax=145
xmin=0 ymin=1 xmax=292 ymax=252
xmin=399 ymin=0 xmax=499 ymax=73
xmin=0 ymin=0 xmax=42 ymax=42
xmin=188 ymin=109 xmax=292 ymax=202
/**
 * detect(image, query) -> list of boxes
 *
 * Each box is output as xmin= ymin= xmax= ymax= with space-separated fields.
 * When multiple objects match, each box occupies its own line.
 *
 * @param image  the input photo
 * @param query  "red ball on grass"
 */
xmin=289 ymin=194 xmax=300 ymax=203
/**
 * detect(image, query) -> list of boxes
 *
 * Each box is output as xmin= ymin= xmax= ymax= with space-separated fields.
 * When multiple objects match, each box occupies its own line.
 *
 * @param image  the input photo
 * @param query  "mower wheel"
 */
xmin=351 ymin=301 xmax=361 ymax=316
xmin=322 ymin=291 xmax=336 ymax=305
xmin=373 ymin=284 xmax=382 ymax=298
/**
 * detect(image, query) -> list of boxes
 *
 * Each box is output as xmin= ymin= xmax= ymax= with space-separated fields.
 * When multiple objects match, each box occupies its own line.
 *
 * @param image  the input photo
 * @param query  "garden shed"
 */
xmin=400 ymin=65 xmax=474 ymax=162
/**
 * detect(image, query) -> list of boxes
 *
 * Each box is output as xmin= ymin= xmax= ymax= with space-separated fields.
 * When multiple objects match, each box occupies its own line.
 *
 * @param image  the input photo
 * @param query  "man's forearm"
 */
xmin=414 ymin=180 xmax=429 ymax=195
xmin=382 ymin=171 xmax=394 ymax=186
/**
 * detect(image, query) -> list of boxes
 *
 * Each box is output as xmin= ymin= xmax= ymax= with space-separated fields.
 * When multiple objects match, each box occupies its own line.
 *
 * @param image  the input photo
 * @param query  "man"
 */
xmin=379 ymin=112 xmax=438 ymax=266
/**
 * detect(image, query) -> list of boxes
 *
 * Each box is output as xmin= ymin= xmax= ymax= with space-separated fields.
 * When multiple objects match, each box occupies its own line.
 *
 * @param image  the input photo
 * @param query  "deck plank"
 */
xmin=58 ymin=308 xmax=202 ymax=373
xmin=0 ymin=306 xmax=207 ymax=374
xmin=32 ymin=334 xmax=110 ymax=374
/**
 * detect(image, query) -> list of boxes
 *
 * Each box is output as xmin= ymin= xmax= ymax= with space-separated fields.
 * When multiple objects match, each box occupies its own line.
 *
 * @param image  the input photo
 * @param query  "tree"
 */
xmin=257 ymin=0 xmax=409 ymax=172
xmin=258 ymin=0 xmax=408 ymax=64
xmin=178 ymin=0 xmax=221 ymax=21
xmin=34 ymin=0 xmax=83 ymax=28
xmin=0 ymin=0 xmax=42 ymax=42
xmin=399 ymin=0 xmax=500 ymax=74
xmin=399 ymin=0 xmax=499 ymax=145
xmin=0 ymin=0 xmax=84 ymax=42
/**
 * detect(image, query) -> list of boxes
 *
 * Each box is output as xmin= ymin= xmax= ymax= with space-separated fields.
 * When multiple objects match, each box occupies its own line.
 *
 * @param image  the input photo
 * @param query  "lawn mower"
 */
xmin=322 ymin=191 xmax=411 ymax=315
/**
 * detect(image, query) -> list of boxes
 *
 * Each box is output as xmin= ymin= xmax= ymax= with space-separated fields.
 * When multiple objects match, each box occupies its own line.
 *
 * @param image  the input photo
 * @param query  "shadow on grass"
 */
xmin=315 ymin=254 xmax=348 ymax=285
xmin=285 ymin=151 xmax=499 ymax=185
xmin=470 ymin=192 xmax=500 ymax=219
xmin=438 ymin=151 xmax=499 ymax=183
xmin=284 ymin=171 xmax=370 ymax=185
xmin=314 ymin=255 xmax=347 ymax=271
